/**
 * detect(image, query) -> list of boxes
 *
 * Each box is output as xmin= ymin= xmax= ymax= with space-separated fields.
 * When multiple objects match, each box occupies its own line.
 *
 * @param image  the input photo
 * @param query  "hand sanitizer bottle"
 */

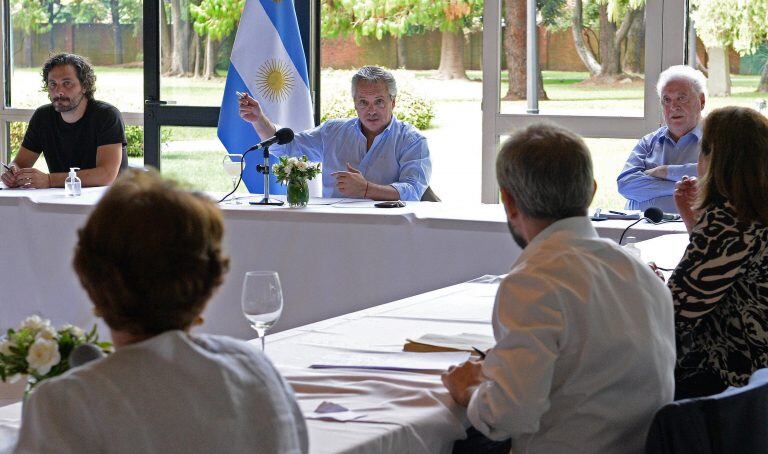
xmin=623 ymin=236 xmax=642 ymax=261
xmin=64 ymin=167 xmax=81 ymax=197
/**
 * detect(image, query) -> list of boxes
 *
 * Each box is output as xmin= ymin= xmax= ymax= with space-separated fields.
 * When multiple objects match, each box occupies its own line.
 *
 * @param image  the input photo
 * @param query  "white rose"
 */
xmin=20 ymin=315 xmax=49 ymax=332
xmin=284 ymin=165 xmax=292 ymax=175
xmin=35 ymin=326 xmax=57 ymax=341
xmin=288 ymin=157 xmax=299 ymax=165
xmin=296 ymin=161 xmax=307 ymax=171
xmin=0 ymin=339 xmax=14 ymax=356
xmin=60 ymin=324 xmax=85 ymax=339
xmin=26 ymin=338 xmax=61 ymax=376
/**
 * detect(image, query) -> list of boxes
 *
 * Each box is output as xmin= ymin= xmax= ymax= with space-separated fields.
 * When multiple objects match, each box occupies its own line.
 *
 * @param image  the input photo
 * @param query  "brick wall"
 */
xmin=12 ymin=24 xmax=142 ymax=68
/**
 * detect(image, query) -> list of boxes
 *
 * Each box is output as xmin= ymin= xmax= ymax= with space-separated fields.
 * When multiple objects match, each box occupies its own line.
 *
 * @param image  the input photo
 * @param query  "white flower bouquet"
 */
xmin=272 ymin=155 xmax=321 ymax=184
xmin=0 ymin=315 xmax=111 ymax=389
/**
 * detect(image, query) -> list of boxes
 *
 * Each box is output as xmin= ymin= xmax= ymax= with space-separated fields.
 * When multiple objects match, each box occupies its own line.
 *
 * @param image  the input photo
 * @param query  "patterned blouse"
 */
xmin=669 ymin=202 xmax=768 ymax=389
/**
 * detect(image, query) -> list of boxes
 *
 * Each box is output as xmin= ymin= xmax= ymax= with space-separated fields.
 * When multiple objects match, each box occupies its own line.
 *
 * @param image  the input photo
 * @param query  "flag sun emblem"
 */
xmin=255 ymin=59 xmax=295 ymax=103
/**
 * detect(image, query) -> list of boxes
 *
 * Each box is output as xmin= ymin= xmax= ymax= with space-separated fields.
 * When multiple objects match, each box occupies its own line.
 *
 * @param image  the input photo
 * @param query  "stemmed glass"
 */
xmin=222 ymin=154 xmax=244 ymax=204
xmin=241 ymin=271 xmax=283 ymax=351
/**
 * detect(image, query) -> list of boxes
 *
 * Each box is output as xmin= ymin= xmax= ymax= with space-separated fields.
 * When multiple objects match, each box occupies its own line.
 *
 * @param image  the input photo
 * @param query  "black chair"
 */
xmin=645 ymin=368 xmax=768 ymax=454
xmin=420 ymin=186 xmax=441 ymax=202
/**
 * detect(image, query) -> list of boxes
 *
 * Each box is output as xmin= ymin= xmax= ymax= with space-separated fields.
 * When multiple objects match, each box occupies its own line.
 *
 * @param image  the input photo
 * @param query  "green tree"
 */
xmin=692 ymin=0 xmax=768 ymax=92
xmin=191 ymin=0 xmax=244 ymax=78
xmin=11 ymin=0 xmax=60 ymax=66
xmin=322 ymin=0 xmax=483 ymax=80
xmin=503 ymin=0 xmax=566 ymax=100
xmin=571 ymin=0 xmax=644 ymax=80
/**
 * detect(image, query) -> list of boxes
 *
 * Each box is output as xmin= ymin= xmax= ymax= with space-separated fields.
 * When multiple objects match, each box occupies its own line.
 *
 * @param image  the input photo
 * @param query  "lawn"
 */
xmin=9 ymin=66 xmax=768 ymax=207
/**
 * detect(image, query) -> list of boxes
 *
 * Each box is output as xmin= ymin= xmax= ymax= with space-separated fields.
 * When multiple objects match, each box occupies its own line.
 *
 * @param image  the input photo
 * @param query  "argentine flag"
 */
xmin=217 ymin=0 xmax=313 ymax=195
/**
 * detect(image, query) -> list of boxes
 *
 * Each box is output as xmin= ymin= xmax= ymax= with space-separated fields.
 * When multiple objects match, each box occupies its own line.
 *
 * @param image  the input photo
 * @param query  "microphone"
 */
xmin=618 ymin=207 xmax=680 ymax=245
xmin=644 ymin=207 xmax=664 ymax=223
xmin=68 ymin=343 xmax=106 ymax=368
xmin=643 ymin=207 xmax=679 ymax=223
xmin=246 ymin=127 xmax=294 ymax=152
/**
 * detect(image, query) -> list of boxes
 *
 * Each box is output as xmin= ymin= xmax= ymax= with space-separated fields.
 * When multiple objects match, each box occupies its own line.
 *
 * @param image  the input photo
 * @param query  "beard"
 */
xmin=52 ymin=92 xmax=85 ymax=113
xmin=507 ymin=220 xmax=528 ymax=249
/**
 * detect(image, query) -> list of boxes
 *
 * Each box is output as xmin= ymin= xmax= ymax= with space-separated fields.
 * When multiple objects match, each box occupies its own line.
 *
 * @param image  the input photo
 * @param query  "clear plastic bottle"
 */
xmin=623 ymin=236 xmax=642 ymax=260
xmin=64 ymin=167 xmax=81 ymax=197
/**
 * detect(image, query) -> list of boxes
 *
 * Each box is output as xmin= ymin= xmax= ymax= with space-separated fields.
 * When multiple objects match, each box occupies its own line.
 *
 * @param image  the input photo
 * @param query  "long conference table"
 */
xmin=0 ymin=234 xmax=691 ymax=453
xmin=0 ymin=187 xmax=687 ymax=341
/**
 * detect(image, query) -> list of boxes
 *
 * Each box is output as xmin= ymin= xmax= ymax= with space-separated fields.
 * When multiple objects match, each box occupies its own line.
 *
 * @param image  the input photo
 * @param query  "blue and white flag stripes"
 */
xmin=217 ymin=0 xmax=313 ymax=195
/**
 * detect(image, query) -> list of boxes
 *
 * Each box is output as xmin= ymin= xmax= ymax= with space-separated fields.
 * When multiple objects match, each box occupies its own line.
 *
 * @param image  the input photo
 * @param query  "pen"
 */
xmin=472 ymin=347 xmax=487 ymax=359
xmin=1 ymin=162 xmax=11 ymax=172
xmin=608 ymin=210 xmax=628 ymax=216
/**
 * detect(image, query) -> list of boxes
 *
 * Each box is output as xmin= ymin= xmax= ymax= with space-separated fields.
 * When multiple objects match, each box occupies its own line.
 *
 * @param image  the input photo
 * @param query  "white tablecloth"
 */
xmin=0 ymin=188 xmax=685 ymax=340
xmin=0 ymin=230 xmax=691 ymax=453
xmin=0 ymin=279 xmax=498 ymax=454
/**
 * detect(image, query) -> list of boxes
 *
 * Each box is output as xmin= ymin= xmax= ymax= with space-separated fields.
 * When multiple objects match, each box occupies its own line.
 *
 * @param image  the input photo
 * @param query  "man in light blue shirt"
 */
xmin=239 ymin=66 xmax=431 ymax=201
xmin=617 ymin=65 xmax=707 ymax=213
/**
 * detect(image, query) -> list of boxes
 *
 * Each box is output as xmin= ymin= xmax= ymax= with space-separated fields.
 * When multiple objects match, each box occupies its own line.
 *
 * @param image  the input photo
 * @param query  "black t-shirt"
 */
xmin=22 ymin=99 xmax=128 ymax=174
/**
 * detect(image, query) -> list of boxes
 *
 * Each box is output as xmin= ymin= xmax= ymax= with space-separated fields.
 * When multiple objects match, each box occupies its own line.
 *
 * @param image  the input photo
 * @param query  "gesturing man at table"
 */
xmin=238 ymin=66 xmax=431 ymax=201
xmin=0 ymin=53 xmax=127 ymax=189
xmin=442 ymin=124 xmax=675 ymax=453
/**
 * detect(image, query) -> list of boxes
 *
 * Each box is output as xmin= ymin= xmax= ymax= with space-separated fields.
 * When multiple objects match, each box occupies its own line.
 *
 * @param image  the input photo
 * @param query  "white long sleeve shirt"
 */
xmin=467 ymin=217 xmax=675 ymax=454
xmin=15 ymin=331 xmax=308 ymax=454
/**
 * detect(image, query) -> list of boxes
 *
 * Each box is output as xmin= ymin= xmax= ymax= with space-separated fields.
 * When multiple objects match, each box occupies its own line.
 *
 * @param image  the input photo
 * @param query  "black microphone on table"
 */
xmin=217 ymin=127 xmax=295 ymax=204
xmin=68 ymin=343 xmax=106 ymax=368
xmin=618 ymin=207 xmax=675 ymax=245
xmin=246 ymin=127 xmax=295 ymax=152
xmin=643 ymin=207 xmax=679 ymax=223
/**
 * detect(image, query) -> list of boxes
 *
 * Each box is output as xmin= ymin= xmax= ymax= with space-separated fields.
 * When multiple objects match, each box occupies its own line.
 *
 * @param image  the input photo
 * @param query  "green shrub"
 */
xmin=125 ymin=125 xmax=144 ymax=157
xmin=321 ymin=90 xmax=435 ymax=130
xmin=9 ymin=122 xmax=171 ymax=160
xmin=9 ymin=122 xmax=25 ymax=159
xmin=125 ymin=125 xmax=173 ymax=158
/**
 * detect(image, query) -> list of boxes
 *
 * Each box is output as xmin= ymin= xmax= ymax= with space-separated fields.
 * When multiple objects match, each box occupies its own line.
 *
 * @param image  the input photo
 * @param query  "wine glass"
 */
xmin=241 ymin=271 xmax=283 ymax=351
xmin=222 ymin=154 xmax=244 ymax=204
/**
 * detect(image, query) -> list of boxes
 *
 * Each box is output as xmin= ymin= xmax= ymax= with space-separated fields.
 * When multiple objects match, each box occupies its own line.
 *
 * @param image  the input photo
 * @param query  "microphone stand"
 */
xmin=250 ymin=145 xmax=284 ymax=206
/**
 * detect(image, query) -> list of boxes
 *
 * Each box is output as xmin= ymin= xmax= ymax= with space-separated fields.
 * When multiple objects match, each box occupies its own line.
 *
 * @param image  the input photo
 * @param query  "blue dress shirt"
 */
xmin=270 ymin=117 xmax=431 ymax=201
xmin=617 ymin=125 xmax=701 ymax=213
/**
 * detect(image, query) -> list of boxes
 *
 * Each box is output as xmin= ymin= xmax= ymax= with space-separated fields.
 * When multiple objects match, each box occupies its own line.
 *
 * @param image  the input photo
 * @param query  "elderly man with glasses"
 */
xmin=239 ymin=66 xmax=431 ymax=201
xmin=617 ymin=65 xmax=707 ymax=213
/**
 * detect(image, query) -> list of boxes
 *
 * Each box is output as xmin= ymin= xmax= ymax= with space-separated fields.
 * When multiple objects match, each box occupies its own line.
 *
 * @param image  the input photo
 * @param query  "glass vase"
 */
xmin=287 ymin=179 xmax=309 ymax=207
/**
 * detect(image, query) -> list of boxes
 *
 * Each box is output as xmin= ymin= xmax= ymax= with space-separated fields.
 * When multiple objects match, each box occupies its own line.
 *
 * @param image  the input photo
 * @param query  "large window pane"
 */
xmin=158 ymin=126 xmax=237 ymax=193
xmin=584 ymin=138 xmax=637 ymax=211
xmin=8 ymin=1 xmax=143 ymax=112
xmin=499 ymin=2 xmax=646 ymax=117
xmin=321 ymin=7 xmax=484 ymax=204
xmin=158 ymin=0 xmax=229 ymax=106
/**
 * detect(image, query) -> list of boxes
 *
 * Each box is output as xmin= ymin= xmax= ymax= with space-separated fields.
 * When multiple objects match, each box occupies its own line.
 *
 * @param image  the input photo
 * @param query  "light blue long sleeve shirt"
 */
xmin=270 ymin=117 xmax=431 ymax=201
xmin=617 ymin=125 xmax=701 ymax=213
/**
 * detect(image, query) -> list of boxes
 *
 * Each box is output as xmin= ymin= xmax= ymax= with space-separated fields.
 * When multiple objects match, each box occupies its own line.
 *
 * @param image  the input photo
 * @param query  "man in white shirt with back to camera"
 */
xmin=442 ymin=123 xmax=675 ymax=454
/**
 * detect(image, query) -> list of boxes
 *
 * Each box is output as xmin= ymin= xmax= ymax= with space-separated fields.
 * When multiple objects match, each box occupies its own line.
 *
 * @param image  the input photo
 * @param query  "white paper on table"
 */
xmin=305 ymin=410 xmax=368 ymax=422
xmin=304 ymin=401 xmax=368 ymax=421
xmin=406 ymin=333 xmax=496 ymax=353
xmin=310 ymin=351 xmax=470 ymax=372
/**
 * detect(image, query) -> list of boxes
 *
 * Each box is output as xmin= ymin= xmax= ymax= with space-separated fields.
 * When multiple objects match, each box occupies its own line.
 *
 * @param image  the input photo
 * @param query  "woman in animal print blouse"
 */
xmin=669 ymin=106 xmax=768 ymax=399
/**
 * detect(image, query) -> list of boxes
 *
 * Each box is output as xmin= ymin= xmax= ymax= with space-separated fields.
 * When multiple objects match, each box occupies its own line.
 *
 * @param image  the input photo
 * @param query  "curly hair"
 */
xmin=41 ymin=53 xmax=97 ymax=99
xmin=73 ymin=169 xmax=230 ymax=336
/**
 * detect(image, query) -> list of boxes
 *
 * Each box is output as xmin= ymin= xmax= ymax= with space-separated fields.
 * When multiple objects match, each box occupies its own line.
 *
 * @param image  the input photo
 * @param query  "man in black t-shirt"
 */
xmin=1 ymin=53 xmax=127 ymax=189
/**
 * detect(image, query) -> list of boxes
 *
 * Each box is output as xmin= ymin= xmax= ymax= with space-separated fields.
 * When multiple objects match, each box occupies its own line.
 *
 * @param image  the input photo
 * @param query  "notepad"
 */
xmin=404 ymin=333 xmax=496 ymax=354
xmin=310 ymin=351 xmax=470 ymax=372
